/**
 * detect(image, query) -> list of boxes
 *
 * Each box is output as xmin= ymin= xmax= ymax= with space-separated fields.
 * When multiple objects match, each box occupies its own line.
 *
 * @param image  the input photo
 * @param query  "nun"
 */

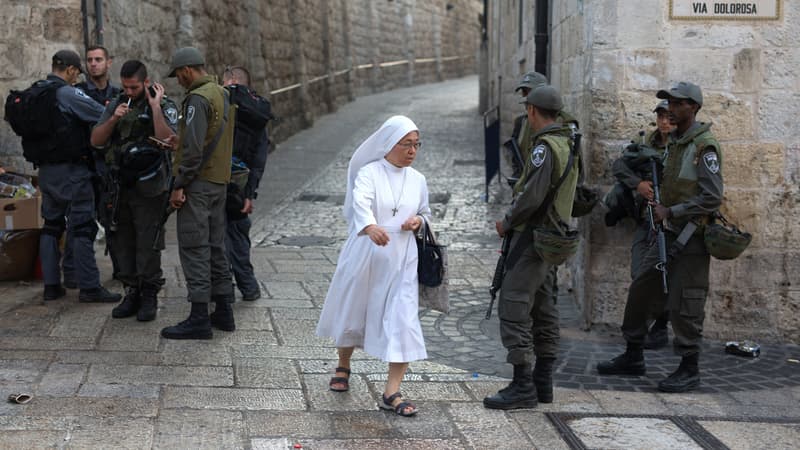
xmin=316 ymin=115 xmax=431 ymax=417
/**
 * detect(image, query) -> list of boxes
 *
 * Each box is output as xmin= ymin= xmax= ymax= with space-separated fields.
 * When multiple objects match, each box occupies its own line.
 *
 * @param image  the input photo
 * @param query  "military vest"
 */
xmin=174 ymin=75 xmax=234 ymax=184
xmin=108 ymin=96 xmax=176 ymax=166
xmin=517 ymin=110 xmax=579 ymax=164
xmin=661 ymin=122 xmax=721 ymax=211
xmin=513 ymin=128 xmax=579 ymax=229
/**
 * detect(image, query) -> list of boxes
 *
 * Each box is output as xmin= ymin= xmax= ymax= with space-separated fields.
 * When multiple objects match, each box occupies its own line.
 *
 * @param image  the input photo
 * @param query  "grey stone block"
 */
xmin=509 ymin=411 xmax=571 ymax=450
xmin=264 ymin=282 xmax=312 ymax=299
xmin=0 ymin=336 xmax=96 ymax=351
xmin=78 ymin=383 xmax=161 ymax=399
xmin=162 ymin=386 xmax=305 ymax=411
xmin=0 ymin=430 xmax=65 ymax=449
xmin=0 ymin=359 xmax=48 ymax=383
xmin=589 ymin=389 xmax=671 ymax=415
xmin=294 ymin=438 xmax=465 ymax=449
xmin=160 ymin=340 xmax=233 ymax=366
xmin=37 ymin=363 xmax=86 ymax=397
xmin=700 ymin=420 xmax=800 ymax=450
xmin=62 ymin=417 xmax=155 ymax=449
xmin=88 ymin=364 xmax=233 ymax=387
xmin=20 ymin=397 xmax=158 ymax=418
xmin=245 ymin=411 xmax=333 ymax=438
xmin=56 ymin=350 xmax=160 ymax=366
xmin=48 ymin=307 xmax=108 ymax=338
xmin=153 ymin=409 xmax=246 ymax=449
xmin=233 ymin=358 xmax=302 ymax=389
xmin=251 ymin=438 xmax=292 ymax=450
xmin=448 ymin=402 xmax=532 ymax=450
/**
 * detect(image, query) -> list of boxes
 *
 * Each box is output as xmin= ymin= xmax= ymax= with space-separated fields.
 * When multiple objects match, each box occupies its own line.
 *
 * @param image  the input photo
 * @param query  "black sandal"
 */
xmin=379 ymin=391 xmax=418 ymax=417
xmin=329 ymin=367 xmax=351 ymax=392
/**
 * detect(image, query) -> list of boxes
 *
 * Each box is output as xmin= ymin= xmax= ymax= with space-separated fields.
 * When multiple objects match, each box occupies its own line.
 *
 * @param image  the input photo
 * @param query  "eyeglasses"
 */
xmin=396 ymin=141 xmax=422 ymax=150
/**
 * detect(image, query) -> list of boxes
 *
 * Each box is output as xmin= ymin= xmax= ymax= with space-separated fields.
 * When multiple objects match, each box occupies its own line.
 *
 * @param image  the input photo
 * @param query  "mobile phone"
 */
xmin=148 ymin=86 xmax=157 ymax=97
xmin=148 ymin=136 xmax=171 ymax=149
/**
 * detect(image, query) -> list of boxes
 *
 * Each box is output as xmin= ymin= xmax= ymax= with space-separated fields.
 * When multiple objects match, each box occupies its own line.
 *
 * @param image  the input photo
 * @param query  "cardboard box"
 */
xmin=0 ymin=173 xmax=43 ymax=230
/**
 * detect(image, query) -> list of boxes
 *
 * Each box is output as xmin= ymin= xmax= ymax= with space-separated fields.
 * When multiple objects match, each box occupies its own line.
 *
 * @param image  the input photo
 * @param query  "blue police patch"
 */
xmin=165 ymin=107 xmax=178 ymax=125
xmin=531 ymin=145 xmax=546 ymax=168
xmin=74 ymin=88 xmax=90 ymax=99
xmin=703 ymin=152 xmax=720 ymax=174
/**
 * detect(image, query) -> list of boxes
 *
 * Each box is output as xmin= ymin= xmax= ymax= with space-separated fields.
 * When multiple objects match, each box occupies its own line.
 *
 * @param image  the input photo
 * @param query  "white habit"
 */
xmin=317 ymin=130 xmax=431 ymax=362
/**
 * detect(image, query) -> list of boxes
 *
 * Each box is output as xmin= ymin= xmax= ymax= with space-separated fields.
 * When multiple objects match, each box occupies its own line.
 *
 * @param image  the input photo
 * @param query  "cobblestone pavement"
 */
xmin=1 ymin=76 xmax=800 ymax=449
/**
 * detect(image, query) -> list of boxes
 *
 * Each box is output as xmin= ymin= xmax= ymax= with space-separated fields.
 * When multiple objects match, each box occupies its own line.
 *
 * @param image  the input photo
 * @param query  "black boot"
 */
xmin=112 ymin=286 xmax=141 ymax=318
xmin=597 ymin=344 xmax=646 ymax=375
xmin=209 ymin=295 xmax=235 ymax=332
xmin=658 ymin=353 xmax=700 ymax=393
xmin=137 ymin=283 xmax=159 ymax=322
xmin=483 ymin=364 xmax=538 ymax=410
xmin=532 ymin=357 xmax=556 ymax=403
xmin=79 ymin=286 xmax=122 ymax=303
xmin=43 ymin=284 xmax=67 ymax=301
xmin=160 ymin=302 xmax=212 ymax=340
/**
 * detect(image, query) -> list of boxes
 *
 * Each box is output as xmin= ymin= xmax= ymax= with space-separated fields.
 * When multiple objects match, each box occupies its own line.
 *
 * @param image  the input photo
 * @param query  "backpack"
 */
xmin=4 ymin=79 xmax=64 ymax=163
xmin=227 ymin=84 xmax=272 ymax=133
xmin=226 ymin=85 xmax=272 ymax=165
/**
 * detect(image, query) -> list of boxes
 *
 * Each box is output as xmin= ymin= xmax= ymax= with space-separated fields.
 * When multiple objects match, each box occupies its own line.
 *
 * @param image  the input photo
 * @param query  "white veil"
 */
xmin=342 ymin=115 xmax=419 ymax=223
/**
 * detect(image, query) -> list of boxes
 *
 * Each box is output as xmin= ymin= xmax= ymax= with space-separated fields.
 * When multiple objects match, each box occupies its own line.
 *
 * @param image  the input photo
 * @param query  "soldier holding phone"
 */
xmin=91 ymin=60 xmax=179 ymax=322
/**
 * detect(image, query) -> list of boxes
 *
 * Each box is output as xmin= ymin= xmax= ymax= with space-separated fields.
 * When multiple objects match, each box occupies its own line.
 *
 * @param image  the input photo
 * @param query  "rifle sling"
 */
xmin=668 ymin=221 xmax=697 ymax=258
xmin=530 ymin=139 xmax=576 ymax=234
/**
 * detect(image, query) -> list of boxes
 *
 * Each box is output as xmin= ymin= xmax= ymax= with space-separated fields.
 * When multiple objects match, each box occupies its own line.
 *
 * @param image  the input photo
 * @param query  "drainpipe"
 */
xmin=81 ymin=0 xmax=90 ymax=52
xmin=94 ymin=0 xmax=104 ymax=45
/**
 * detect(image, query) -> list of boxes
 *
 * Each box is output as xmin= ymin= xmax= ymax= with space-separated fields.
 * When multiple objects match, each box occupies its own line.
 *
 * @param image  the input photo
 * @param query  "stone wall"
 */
xmin=0 ymin=0 xmax=482 ymax=172
xmin=483 ymin=0 xmax=799 ymax=343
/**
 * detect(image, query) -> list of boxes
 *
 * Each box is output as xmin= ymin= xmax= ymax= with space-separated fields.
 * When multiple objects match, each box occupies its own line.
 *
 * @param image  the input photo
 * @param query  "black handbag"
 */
xmin=416 ymin=218 xmax=445 ymax=288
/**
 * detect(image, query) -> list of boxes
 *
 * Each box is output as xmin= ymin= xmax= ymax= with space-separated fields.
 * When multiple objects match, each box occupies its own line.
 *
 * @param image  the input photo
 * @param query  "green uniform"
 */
xmin=174 ymin=75 xmax=235 ymax=304
xmin=611 ymin=129 xmax=668 ymax=278
xmin=621 ymin=122 xmax=723 ymax=356
xmin=95 ymin=94 xmax=179 ymax=291
xmin=499 ymin=124 xmax=579 ymax=364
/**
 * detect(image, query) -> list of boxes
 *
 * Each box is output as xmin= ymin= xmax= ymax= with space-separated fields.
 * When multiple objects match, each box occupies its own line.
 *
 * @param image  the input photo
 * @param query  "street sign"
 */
xmin=669 ymin=0 xmax=781 ymax=20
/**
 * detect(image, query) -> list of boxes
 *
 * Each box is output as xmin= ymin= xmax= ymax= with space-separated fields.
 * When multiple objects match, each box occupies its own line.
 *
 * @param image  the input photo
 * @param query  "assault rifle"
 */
xmin=501 ymin=137 xmax=524 ymax=187
xmin=103 ymin=168 xmax=121 ymax=256
xmin=486 ymin=230 xmax=513 ymax=319
xmin=151 ymin=137 xmax=175 ymax=250
xmin=642 ymin=130 xmax=668 ymax=294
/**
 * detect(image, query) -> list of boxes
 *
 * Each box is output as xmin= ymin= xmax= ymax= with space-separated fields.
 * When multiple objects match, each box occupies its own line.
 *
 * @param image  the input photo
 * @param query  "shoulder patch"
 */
xmin=530 ymin=144 xmax=547 ymax=168
xmin=186 ymin=105 xmax=195 ymax=125
xmin=74 ymin=88 xmax=90 ymax=100
xmin=703 ymin=151 xmax=720 ymax=174
xmin=164 ymin=107 xmax=178 ymax=125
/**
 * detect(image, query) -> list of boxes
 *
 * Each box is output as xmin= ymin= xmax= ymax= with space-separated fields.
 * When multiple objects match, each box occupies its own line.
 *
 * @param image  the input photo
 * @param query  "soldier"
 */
xmin=221 ymin=66 xmax=270 ymax=301
xmin=514 ymin=72 xmax=580 ymax=168
xmin=76 ymin=46 xmax=120 ymax=107
xmin=160 ymin=47 xmax=236 ymax=339
xmin=35 ymin=50 xmax=120 ymax=303
xmin=90 ymin=60 xmax=179 ymax=321
xmin=509 ymin=72 xmax=584 ymax=405
xmin=609 ymin=100 xmax=675 ymax=349
xmin=597 ymin=82 xmax=723 ymax=393
xmin=484 ymin=86 xmax=579 ymax=410
xmin=65 ymin=45 xmax=122 ymax=287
